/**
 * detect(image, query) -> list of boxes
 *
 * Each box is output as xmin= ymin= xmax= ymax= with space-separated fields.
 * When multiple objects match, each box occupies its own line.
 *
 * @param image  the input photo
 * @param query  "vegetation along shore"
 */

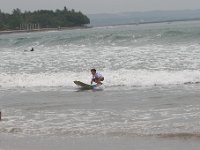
xmin=0 ymin=7 xmax=90 ymax=34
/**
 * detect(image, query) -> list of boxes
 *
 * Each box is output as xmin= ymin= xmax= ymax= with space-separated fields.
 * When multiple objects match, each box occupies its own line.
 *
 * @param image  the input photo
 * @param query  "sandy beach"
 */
xmin=0 ymin=26 xmax=90 ymax=35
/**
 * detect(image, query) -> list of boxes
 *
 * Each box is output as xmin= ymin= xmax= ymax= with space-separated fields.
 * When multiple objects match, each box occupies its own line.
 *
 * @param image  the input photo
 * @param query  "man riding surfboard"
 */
xmin=90 ymin=69 xmax=104 ymax=85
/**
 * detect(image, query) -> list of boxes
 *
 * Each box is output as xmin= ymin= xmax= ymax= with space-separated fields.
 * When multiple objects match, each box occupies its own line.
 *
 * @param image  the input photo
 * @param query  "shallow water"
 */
xmin=0 ymin=85 xmax=200 ymax=137
xmin=1 ymin=21 xmax=200 ymax=149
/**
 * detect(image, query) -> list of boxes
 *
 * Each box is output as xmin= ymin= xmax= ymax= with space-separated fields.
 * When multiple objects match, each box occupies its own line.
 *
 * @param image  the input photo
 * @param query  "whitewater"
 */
xmin=1 ymin=21 xmax=200 ymax=90
xmin=1 ymin=21 xmax=200 ymax=150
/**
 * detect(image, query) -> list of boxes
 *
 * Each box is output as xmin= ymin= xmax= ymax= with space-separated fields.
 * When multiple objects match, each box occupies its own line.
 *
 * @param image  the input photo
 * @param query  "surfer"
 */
xmin=24 ymin=47 xmax=34 ymax=52
xmin=91 ymin=69 xmax=104 ymax=85
xmin=30 ymin=47 xmax=34 ymax=51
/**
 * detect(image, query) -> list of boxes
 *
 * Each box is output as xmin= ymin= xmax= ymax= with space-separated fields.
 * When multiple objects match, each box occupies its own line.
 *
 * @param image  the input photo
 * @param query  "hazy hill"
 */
xmin=88 ymin=10 xmax=200 ymax=26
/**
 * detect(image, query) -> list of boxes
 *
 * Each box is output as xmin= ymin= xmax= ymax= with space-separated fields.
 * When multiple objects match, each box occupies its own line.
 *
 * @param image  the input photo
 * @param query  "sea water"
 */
xmin=1 ymin=21 xmax=200 ymax=149
xmin=1 ymin=21 xmax=200 ymax=89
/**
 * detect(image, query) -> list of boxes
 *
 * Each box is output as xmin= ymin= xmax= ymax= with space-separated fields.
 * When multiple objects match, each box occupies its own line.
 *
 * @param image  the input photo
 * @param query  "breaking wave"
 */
xmin=1 ymin=70 xmax=200 ymax=89
xmin=1 ymin=105 xmax=200 ymax=137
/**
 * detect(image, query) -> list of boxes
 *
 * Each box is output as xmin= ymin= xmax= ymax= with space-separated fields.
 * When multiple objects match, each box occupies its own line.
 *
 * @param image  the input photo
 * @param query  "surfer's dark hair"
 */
xmin=91 ymin=69 xmax=96 ymax=72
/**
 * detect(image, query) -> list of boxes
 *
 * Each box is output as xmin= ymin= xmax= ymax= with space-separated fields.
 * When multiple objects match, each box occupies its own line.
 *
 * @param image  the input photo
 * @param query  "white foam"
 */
xmin=0 ymin=72 xmax=89 ymax=88
xmin=1 ymin=105 xmax=200 ymax=136
xmin=104 ymin=69 xmax=200 ymax=87
xmin=0 ymin=69 xmax=200 ymax=89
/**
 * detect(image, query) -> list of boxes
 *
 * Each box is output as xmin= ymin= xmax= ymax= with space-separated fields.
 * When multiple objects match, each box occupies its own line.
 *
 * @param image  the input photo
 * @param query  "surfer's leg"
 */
xmin=96 ymin=78 xmax=103 ymax=85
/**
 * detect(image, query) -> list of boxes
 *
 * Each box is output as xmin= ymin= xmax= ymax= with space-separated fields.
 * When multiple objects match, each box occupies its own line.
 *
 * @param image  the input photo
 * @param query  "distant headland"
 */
xmin=0 ymin=7 xmax=90 ymax=33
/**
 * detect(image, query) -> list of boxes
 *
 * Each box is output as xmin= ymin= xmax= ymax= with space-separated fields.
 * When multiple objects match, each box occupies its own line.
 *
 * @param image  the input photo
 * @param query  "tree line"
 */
xmin=0 ymin=7 xmax=90 ymax=30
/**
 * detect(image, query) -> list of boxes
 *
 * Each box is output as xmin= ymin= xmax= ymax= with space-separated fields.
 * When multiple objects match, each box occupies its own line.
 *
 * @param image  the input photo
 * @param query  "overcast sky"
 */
xmin=0 ymin=0 xmax=200 ymax=14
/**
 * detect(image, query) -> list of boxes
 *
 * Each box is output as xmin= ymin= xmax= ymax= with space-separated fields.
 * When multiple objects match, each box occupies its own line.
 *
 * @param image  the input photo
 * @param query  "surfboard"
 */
xmin=74 ymin=81 xmax=94 ymax=89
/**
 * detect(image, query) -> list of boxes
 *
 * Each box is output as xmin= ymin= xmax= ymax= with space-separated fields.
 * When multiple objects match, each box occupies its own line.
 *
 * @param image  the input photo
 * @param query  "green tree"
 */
xmin=0 ymin=7 xmax=90 ymax=30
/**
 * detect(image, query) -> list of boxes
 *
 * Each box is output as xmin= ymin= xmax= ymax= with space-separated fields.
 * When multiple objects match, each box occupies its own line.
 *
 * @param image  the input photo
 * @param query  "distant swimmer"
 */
xmin=30 ymin=47 xmax=34 ymax=51
xmin=24 ymin=47 xmax=34 ymax=52
xmin=91 ymin=69 xmax=104 ymax=85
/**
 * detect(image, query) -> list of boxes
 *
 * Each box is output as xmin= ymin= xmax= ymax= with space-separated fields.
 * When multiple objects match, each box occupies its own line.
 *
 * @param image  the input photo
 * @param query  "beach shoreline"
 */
xmin=1 ymin=19 xmax=200 ymax=35
xmin=1 ymin=134 xmax=200 ymax=150
xmin=0 ymin=26 xmax=91 ymax=35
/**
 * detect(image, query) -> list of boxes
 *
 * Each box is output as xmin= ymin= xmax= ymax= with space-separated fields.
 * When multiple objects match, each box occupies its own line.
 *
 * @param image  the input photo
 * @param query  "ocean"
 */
xmin=1 ymin=21 xmax=200 ymax=150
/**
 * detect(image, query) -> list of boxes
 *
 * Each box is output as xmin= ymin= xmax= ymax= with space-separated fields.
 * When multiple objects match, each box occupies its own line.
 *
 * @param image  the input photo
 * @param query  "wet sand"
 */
xmin=1 ymin=134 xmax=200 ymax=150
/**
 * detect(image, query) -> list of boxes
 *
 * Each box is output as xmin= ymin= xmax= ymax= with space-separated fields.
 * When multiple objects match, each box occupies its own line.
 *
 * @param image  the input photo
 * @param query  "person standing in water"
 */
xmin=91 ymin=69 xmax=104 ymax=85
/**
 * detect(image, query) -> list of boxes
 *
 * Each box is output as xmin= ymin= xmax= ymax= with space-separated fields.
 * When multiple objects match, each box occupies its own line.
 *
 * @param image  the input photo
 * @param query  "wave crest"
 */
xmin=0 ymin=70 xmax=200 ymax=88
